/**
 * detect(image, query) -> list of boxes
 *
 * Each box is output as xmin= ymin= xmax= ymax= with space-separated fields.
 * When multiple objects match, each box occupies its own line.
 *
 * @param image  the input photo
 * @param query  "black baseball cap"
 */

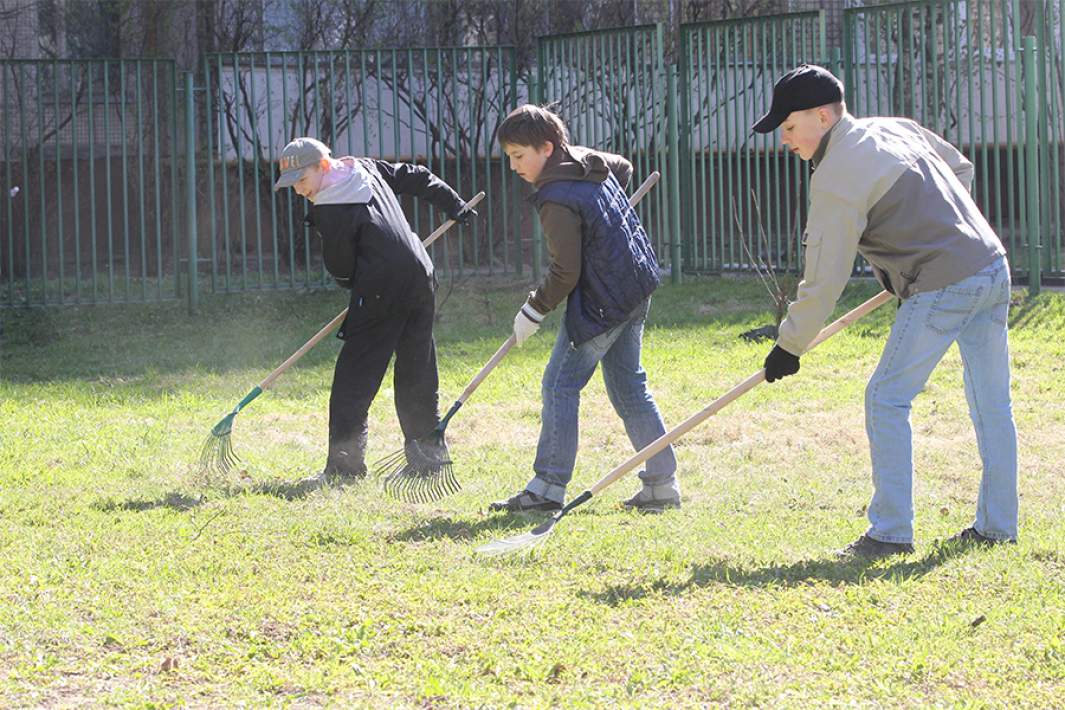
xmin=752 ymin=64 xmax=844 ymax=134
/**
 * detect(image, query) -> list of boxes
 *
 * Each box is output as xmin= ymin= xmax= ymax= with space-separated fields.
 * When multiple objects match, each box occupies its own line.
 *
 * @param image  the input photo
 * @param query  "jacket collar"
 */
xmin=812 ymin=113 xmax=852 ymax=169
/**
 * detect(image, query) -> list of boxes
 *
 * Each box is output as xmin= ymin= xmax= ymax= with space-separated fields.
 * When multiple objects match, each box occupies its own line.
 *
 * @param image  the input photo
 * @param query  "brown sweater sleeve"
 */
xmin=527 ymin=202 xmax=582 ymax=314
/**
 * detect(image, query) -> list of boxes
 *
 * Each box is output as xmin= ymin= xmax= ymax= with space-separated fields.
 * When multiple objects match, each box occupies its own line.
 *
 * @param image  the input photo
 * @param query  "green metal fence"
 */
xmin=1032 ymin=0 xmax=1065 ymax=281
xmin=842 ymin=0 xmax=1065 ymax=283
xmin=1 ymin=58 xmax=181 ymax=306
xmin=200 ymin=47 xmax=521 ymax=295
xmin=3 ymin=3 xmax=1063 ymax=310
xmin=679 ymin=11 xmax=827 ymax=274
xmin=536 ymin=25 xmax=681 ymax=281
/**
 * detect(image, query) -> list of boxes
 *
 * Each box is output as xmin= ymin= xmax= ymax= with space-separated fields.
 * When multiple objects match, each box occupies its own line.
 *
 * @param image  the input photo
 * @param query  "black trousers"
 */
xmin=327 ymin=283 xmax=440 ymax=472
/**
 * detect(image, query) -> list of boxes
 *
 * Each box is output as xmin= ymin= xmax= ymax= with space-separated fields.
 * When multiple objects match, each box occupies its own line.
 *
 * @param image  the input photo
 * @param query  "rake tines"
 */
xmin=475 ymin=517 xmax=557 ymax=557
xmin=373 ymin=422 xmax=463 ymax=502
xmin=198 ymin=411 xmax=241 ymax=477
xmin=371 ymin=447 xmax=408 ymax=478
xmin=380 ymin=454 xmax=461 ymax=503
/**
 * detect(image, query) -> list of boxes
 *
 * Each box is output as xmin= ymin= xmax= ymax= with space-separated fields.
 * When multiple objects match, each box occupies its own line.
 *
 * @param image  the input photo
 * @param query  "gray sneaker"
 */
xmin=622 ymin=483 xmax=681 ymax=514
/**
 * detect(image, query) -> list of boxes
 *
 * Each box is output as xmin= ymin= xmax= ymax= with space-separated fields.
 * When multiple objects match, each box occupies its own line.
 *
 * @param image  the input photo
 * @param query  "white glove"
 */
xmin=513 ymin=302 xmax=545 ymax=346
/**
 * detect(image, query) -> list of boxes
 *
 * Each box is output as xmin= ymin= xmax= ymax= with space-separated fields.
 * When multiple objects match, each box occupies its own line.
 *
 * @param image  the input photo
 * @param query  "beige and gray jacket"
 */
xmin=777 ymin=113 xmax=1006 ymax=356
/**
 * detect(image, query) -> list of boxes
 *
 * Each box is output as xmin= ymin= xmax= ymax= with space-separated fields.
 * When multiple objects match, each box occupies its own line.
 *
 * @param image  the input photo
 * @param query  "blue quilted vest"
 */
xmin=532 ymin=171 xmax=660 ymax=345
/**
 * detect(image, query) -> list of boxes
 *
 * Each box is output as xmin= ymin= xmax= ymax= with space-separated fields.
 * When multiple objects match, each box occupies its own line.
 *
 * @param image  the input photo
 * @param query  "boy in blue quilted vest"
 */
xmin=489 ymin=104 xmax=679 ymax=513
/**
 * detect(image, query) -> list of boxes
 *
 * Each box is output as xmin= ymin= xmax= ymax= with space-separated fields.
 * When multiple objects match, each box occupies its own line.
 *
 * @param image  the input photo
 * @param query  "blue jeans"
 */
xmin=865 ymin=256 xmax=1018 ymax=543
xmin=525 ymin=298 xmax=678 ymax=503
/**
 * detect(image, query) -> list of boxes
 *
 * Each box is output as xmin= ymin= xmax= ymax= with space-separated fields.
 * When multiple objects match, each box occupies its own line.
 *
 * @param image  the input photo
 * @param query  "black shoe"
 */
xmin=488 ymin=490 xmax=562 ymax=513
xmin=836 ymin=534 xmax=915 ymax=560
xmin=946 ymin=527 xmax=1017 ymax=547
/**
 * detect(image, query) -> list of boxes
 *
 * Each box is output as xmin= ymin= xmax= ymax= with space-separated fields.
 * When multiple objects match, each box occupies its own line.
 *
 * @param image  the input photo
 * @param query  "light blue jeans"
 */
xmin=525 ymin=298 xmax=678 ymax=503
xmin=865 ymin=255 xmax=1018 ymax=543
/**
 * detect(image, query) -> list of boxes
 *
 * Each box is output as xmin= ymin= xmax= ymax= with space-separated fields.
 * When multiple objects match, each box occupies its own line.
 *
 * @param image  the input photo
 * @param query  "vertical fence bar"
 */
xmin=249 ymin=54 xmax=263 ymax=288
xmin=135 ymin=62 xmax=147 ymax=301
xmin=3 ymin=65 xmax=12 ymax=305
xmin=282 ymin=53 xmax=295 ymax=289
xmin=218 ymin=55 xmax=232 ymax=291
xmin=185 ymin=71 xmax=199 ymax=313
xmin=1052 ymin=0 xmax=1064 ymax=274
xmin=70 ymin=61 xmax=82 ymax=302
xmin=119 ymin=61 xmax=131 ymax=301
xmin=679 ymin=27 xmax=695 ymax=269
xmin=103 ymin=62 xmax=114 ymax=302
xmin=1036 ymin=4 xmax=1051 ymax=281
xmin=1005 ymin=0 xmax=1020 ymax=260
xmin=152 ymin=61 xmax=164 ymax=300
xmin=88 ymin=63 xmax=98 ymax=302
xmin=51 ymin=61 xmax=64 ymax=303
xmin=978 ymin=0 xmax=990 ymax=240
xmin=667 ymin=63 xmax=682 ymax=283
xmin=1024 ymin=35 xmax=1042 ymax=295
xmin=36 ymin=64 xmax=47 ymax=303
xmin=266 ymin=53 xmax=279 ymax=288
xmin=234 ymin=56 xmax=248 ymax=289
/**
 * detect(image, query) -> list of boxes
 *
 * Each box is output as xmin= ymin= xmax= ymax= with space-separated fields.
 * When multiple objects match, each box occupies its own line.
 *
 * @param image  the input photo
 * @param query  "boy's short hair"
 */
xmin=497 ymin=104 xmax=570 ymax=149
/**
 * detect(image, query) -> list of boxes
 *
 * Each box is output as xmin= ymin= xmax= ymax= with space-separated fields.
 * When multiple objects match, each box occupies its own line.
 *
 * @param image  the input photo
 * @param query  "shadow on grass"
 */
xmin=585 ymin=542 xmax=979 ymax=605
xmin=389 ymin=512 xmax=550 ymax=543
xmin=91 ymin=475 xmax=362 ymax=512
xmin=93 ymin=492 xmax=206 ymax=512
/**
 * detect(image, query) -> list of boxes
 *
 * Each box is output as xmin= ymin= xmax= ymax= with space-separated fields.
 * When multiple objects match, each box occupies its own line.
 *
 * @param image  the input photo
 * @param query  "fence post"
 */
xmin=831 ymin=46 xmax=843 ymax=84
xmin=185 ymin=71 xmax=199 ymax=314
xmin=1023 ymin=36 xmax=1041 ymax=296
xmin=667 ymin=63 xmax=682 ymax=284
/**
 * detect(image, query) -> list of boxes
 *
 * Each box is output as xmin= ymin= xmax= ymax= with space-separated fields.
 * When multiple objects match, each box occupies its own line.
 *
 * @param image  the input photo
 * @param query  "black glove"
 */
xmin=763 ymin=344 xmax=800 ymax=383
xmin=450 ymin=202 xmax=477 ymax=225
xmin=333 ymin=276 xmax=353 ymax=290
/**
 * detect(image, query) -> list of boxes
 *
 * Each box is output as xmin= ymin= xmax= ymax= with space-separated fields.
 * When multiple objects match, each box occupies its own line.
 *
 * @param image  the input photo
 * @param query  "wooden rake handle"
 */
xmin=587 ymin=289 xmax=894 ymax=497
xmin=258 ymin=191 xmax=487 ymax=391
xmin=448 ymin=171 xmax=663 ymax=409
xmin=456 ymin=335 xmax=515 ymax=405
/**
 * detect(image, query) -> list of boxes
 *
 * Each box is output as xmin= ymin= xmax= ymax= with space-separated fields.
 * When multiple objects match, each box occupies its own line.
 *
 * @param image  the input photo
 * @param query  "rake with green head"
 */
xmin=198 ymin=191 xmax=485 ymax=478
xmin=376 ymin=171 xmax=663 ymax=503
xmin=475 ymin=289 xmax=895 ymax=557
xmin=378 ymin=334 xmax=515 ymax=501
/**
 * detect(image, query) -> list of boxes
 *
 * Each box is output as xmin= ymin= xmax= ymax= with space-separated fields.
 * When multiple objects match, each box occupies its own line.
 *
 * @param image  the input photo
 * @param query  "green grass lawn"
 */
xmin=1 ymin=275 xmax=1063 ymax=708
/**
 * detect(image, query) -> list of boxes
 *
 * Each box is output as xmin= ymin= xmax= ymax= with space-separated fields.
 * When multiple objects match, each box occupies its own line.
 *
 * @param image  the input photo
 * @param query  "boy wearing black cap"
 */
xmin=752 ymin=65 xmax=1018 ymax=558
xmin=274 ymin=137 xmax=473 ymax=487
